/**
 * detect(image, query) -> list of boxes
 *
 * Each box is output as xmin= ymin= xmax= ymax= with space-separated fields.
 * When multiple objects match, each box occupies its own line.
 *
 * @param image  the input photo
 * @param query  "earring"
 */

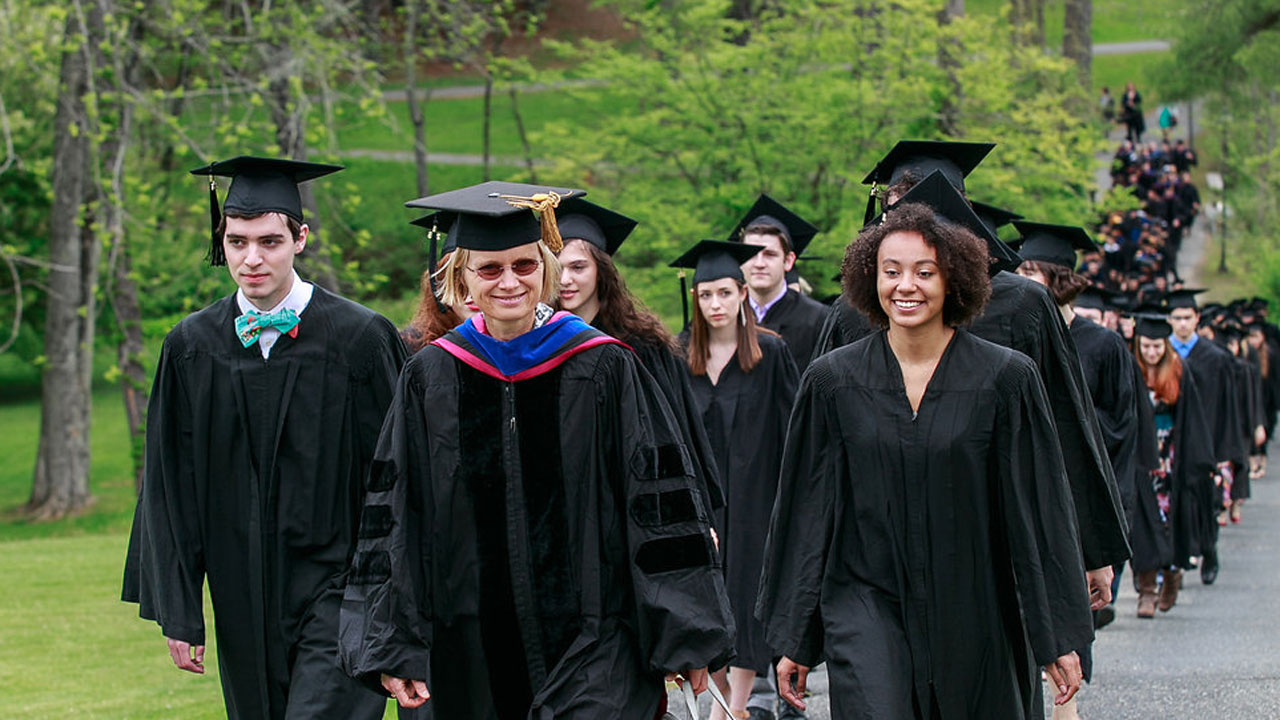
xmin=739 ymin=304 xmax=747 ymax=326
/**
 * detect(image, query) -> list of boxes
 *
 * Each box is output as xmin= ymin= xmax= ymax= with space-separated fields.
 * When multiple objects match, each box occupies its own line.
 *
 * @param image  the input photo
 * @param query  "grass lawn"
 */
xmin=968 ymin=0 xmax=1174 ymax=46
xmin=1092 ymin=51 xmax=1170 ymax=103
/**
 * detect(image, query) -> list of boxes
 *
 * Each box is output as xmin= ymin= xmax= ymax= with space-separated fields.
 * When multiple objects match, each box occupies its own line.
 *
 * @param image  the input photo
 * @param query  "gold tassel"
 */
xmin=499 ymin=191 xmax=565 ymax=252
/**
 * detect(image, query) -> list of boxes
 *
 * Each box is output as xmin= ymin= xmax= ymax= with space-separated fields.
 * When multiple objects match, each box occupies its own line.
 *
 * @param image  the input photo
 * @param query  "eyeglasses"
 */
xmin=467 ymin=258 xmax=542 ymax=281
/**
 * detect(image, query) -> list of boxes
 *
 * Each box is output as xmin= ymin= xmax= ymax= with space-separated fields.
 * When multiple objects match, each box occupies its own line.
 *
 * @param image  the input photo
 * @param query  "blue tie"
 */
xmin=235 ymin=308 xmax=300 ymax=348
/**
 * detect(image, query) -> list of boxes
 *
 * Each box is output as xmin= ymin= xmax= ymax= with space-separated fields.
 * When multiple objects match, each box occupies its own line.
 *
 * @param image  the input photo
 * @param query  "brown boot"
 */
xmin=1137 ymin=570 xmax=1158 ymax=618
xmin=1159 ymin=569 xmax=1182 ymax=612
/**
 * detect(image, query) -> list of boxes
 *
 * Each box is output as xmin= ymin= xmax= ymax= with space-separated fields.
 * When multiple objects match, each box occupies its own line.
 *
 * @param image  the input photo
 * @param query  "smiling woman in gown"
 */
xmin=757 ymin=181 xmax=1094 ymax=719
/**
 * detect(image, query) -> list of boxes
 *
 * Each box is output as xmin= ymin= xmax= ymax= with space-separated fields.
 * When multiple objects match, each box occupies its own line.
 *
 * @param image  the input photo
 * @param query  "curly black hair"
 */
xmin=841 ymin=202 xmax=992 ymax=328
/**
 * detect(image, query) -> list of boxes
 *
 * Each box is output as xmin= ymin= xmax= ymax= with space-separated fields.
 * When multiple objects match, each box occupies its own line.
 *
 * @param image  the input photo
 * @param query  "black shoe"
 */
xmin=1201 ymin=550 xmax=1219 ymax=585
xmin=748 ymin=709 xmax=776 ymax=720
xmin=1094 ymin=605 xmax=1117 ymax=630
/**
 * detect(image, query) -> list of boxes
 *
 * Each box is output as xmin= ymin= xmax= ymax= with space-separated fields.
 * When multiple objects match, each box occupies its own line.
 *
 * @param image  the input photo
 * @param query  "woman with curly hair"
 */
xmin=758 ymin=182 xmax=1093 ymax=719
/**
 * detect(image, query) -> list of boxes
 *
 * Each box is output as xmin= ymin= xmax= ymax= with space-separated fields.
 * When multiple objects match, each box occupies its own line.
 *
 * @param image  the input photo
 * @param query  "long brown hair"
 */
xmin=579 ymin=242 xmax=678 ymax=352
xmin=685 ymin=279 xmax=771 ymax=376
xmin=1135 ymin=338 xmax=1182 ymax=405
xmin=401 ymin=253 xmax=463 ymax=353
xmin=1019 ymin=260 xmax=1091 ymax=307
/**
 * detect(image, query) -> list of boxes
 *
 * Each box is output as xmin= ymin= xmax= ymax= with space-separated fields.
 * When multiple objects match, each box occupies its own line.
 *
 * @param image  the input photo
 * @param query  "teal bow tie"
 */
xmin=236 ymin=308 xmax=300 ymax=348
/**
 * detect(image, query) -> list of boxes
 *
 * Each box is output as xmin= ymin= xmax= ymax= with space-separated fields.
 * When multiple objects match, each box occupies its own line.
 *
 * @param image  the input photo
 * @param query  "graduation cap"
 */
xmin=1008 ymin=221 xmax=1097 ymax=270
xmin=1074 ymin=286 xmax=1113 ymax=311
xmin=727 ymin=194 xmax=820 ymax=256
xmin=190 ymin=156 xmax=344 ymax=266
xmin=1166 ymin=288 xmax=1208 ymax=310
xmin=1250 ymin=297 xmax=1270 ymax=312
xmin=405 ymin=181 xmax=586 ymax=253
xmin=554 ymin=197 xmax=637 ymax=256
xmin=1134 ymin=313 xmax=1173 ymax=338
xmin=970 ymin=200 xmax=1023 ymax=236
xmin=862 ymin=140 xmax=995 ymax=223
xmin=669 ymin=240 xmax=763 ymax=329
xmin=869 ymin=170 xmax=1022 ymax=277
xmin=1108 ymin=292 xmax=1137 ymax=314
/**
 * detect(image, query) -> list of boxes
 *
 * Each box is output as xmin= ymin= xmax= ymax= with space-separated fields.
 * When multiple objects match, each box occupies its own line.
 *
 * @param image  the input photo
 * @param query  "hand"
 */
xmin=710 ymin=527 xmax=719 ymax=551
xmin=1086 ymin=566 xmax=1114 ymax=610
xmin=166 ymin=637 xmax=205 ymax=674
xmin=381 ymin=674 xmax=430 ymax=708
xmin=666 ymin=667 xmax=709 ymax=695
xmin=1255 ymin=425 xmax=1267 ymax=448
xmin=776 ymin=656 xmax=810 ymax=711
xmin=1043 ymin=652 xmax=1082 ymax=705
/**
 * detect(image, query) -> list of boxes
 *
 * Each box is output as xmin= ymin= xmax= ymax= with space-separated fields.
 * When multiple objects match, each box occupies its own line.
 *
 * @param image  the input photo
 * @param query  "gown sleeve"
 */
xmin=607 ymin=350 xmax=736 ymax=675
xmin=636 ymin=342 xmax=725 ymax=511
xmin=1021 ymin=292 xmax=1130 ymax=570
xmin=122 ymin=328 xmax=207 ymax=646
xmin=339 ymin=358 xmax=434 ymax=689
xmin=755 ymin=363 xmax=839 ymax=667
xmin=993 ymin=356 xmax=1094 ymax=667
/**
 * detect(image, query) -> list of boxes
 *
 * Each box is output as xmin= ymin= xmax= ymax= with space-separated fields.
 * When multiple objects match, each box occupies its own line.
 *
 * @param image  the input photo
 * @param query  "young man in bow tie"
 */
xmin=123 ymin=157 xmax=410 ymax=719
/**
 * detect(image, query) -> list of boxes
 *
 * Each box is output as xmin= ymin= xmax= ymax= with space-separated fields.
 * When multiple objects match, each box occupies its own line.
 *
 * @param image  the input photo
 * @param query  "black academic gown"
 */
xmin=1070 ymin=316 xmax=1141 ymax=518
xmin=813 ymin=276 xmax=1131 ymax=571
xmin=1181 ymin=338 xmax=1244 ymax=552
xmin=122 ymin=288 xmax=406 ymax=720
xmin=971 ymin=273 xmax=1129 ymax=572
xmin=757 ymin=288 xmax=828 ymax=373
xmin=339 ymin=329 xmax=735 ymax=720
xmin=757 ymin=330 xmax=1092 ymax=719
xmin=1230 ymin=353 xmax=1264 ymax=499
xmin=810 ymin=295 xmax=873 ymax=363
xmin=687 ymin=332 xmax=799 ymax=674
xmin=1131 ymin=369 xmax=1215 ymax=572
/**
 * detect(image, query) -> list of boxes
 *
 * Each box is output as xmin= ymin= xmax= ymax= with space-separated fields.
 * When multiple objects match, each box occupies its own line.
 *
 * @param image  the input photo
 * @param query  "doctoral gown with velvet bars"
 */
xmin=339 ymin=315 xmax=735 ymax=720
xmin=757 ymin=288 xmax=829 ymax=373
xmin=811 ymin=275 xmax=1130 ymax=571
xmin=756 ymin=330 xmax=1093 ymax=720
xmin=626 ymin=337 xmax=726 ymax=512
xmin=121 ymin=288 xmax=407 ymax=720
xmin=686 ymin=332 xmax=799 ymax=675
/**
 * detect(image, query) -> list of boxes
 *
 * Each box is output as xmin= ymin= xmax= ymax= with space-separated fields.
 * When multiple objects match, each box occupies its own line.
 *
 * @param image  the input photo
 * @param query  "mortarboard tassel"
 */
xmin=208 ymin=177 xmax=226 ymax=266
xmin=426 ymin=220 xmax=449 ymax=315
xmin=679 ymin=270 xmax=689 ymax=331
xmin=863 ymin=186 xmax=878 ymax=226
xmin=500 ymin=191 xmax=565 ymax=252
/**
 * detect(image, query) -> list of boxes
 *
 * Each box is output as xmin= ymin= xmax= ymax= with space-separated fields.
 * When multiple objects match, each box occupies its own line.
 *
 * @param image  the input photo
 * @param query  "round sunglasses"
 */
xmin=467 ymin=258 xmax=542 ymax=281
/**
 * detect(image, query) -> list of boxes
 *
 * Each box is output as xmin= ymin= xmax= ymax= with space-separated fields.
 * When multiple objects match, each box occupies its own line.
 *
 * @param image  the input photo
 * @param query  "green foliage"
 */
xmin=531 ymin=0 xmax=1103 ymax=323
xmin=1154 ymin=0 xmax=1280 ymax=305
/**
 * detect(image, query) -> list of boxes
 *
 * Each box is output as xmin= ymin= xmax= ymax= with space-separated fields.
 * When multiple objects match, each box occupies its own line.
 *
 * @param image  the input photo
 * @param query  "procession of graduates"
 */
xmin=118 ymin=137 xmax=1270 ymax=720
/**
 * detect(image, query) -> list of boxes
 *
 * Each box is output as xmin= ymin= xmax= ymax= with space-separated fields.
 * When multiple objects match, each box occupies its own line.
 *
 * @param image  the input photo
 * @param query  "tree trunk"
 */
xmin=1063 ymin=0 xmax=1092 ymax=88
xmin=510 ymin=88 xmax=538 ymax=182
xmin=482 ymin=75 xmax=493 ymax=182
xmin=100 ymin=16 xmax=148 ymax=491
xmin=28 ymin=11 xmax=96 ymax=520
xmin=267 ymin=43 xmax=341 ymax=291
xmin=936 ymin=0 xmax=965 ymax=136
xmin=1010 ymin=0 xmax=1044 ymax=45
xmin=403 ymin=0 xmax=430 ymax=196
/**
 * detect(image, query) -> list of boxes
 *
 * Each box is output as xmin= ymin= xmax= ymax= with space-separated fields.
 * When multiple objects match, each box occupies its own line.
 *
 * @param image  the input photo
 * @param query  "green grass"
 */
xmin=968 ymin=0 xmax=1174 ymax=45
xmin=0 ymin=533 xmax=403 ymax=718
xmin=0 ymin=388 xmax=139 ymax=542
xmin=1092 ymin=51 xmax=1170 ymax=103
xmin=331 ymin=85 xmax=626 ymax=158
